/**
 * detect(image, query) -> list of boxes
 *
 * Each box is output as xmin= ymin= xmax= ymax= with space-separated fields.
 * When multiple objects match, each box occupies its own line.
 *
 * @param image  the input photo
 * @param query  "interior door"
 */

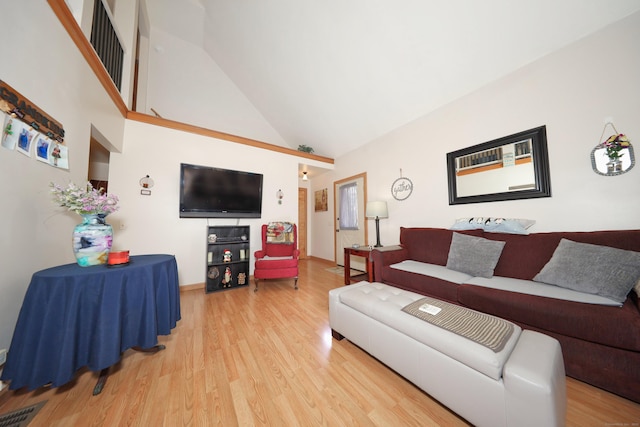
xmin=334 ymin=173 xmax=367 ymax=270
xmin=297 ymin=187 xmax=308 ymax=259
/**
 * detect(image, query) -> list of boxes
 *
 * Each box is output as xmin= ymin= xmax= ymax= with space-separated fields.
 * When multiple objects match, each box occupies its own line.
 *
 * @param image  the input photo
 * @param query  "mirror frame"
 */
xmin=447 ymin=125 xmax=552 ymax=205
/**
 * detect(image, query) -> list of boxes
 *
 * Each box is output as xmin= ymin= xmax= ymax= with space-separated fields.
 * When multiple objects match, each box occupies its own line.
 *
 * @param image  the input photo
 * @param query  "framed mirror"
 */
xmin=447 ymin=125 xmax=551 ymax=205
xmin=590 ymin=143 xmax=635 ymax=176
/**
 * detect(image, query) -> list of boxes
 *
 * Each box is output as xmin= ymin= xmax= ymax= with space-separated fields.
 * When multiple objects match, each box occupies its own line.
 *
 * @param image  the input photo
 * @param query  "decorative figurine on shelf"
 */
xmin=237 ymin=272 xmax=246 ymax=285
xmin=223 ymin=249 xmax=232 ymax=262
xmin=221 ymin=266 xmax=232 ymax=288
xmin=207 ymin=266 xmax=219 ymax=280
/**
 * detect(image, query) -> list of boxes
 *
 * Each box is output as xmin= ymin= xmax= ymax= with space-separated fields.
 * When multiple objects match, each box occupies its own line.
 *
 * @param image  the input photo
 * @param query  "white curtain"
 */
xmin=339 ymin=182 xmax=359 ymax=230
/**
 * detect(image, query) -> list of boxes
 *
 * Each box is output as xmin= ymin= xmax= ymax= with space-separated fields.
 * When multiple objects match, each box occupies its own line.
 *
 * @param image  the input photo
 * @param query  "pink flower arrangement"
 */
xmin=50 ymin=181 xmax=119 ymax=215
xmin=603 ymin=134 xmax=631 ymax=160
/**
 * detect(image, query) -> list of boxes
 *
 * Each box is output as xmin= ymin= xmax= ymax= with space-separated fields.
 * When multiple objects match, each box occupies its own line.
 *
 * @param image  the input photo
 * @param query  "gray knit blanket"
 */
xmin=402 ymin=297 xmax=514 ymax=353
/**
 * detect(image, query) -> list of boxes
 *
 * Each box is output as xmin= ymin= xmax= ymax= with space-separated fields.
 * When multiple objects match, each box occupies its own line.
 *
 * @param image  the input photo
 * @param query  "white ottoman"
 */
xmin=329 ymin=281 xmax=566 ymax=427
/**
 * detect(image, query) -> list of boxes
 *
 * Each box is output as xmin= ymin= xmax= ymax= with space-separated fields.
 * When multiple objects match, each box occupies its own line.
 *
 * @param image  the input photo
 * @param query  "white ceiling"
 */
xmin=145 ymin=0 xmax=640 ymax=158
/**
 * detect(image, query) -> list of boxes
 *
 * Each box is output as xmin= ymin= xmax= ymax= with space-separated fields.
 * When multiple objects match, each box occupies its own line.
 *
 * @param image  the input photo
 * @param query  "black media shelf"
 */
xmin=205 ymin=225 xmax=250 ymax=293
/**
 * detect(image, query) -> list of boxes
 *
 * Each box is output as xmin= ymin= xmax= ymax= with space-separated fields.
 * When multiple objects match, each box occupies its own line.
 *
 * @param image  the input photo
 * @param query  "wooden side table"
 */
xmin=344 ymin=246 xmax=374 ymax=285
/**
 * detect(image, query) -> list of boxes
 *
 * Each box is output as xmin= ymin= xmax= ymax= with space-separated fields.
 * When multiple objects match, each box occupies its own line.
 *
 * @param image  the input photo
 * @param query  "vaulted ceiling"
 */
xmin=144 ymin=0 xmax=640 ymax=158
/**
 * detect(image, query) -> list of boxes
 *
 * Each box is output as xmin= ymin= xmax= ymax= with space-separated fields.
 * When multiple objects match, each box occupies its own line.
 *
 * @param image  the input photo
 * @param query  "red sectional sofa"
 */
xmin=371 ymin=227 xmax=640 ymax=403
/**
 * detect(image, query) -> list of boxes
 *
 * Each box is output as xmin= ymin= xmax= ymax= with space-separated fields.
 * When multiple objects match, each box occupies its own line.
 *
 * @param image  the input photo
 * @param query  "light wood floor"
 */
xmin=1 ymin=258 xmax=639 ymax=426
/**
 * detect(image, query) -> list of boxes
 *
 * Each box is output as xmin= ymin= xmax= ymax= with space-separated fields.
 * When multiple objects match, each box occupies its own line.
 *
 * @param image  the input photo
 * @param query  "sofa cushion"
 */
xmin=378 ymin=265 xmax=461 ymax=303
xmin=484 ymin=229 xmax=640 ymax=281
xmin=458 ymin=283 xmax=640 ymax=352
xmin=399 ymin=227 xmax=483 ymax=266
xmin=465 ymin=276 xmax=622 ymax=306
xmin=446 ymin=233 xmax=506 ymax=278
xmin=391 ymin=260 xmax=473 ymax=284
xmin=533 ymin=239 xmax=640 ymax=303
xmin=255 ymin=256 xmax=298 ymax=269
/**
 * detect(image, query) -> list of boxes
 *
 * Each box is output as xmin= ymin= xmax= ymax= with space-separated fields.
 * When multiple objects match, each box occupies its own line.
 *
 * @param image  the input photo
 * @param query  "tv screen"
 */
xmin=179 ymin=163 xmax=263 ymax=218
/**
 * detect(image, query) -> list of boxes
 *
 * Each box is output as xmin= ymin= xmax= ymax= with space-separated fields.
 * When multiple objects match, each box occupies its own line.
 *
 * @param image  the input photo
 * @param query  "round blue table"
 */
xmin=0 ymin=254 xmax=181 ymax=393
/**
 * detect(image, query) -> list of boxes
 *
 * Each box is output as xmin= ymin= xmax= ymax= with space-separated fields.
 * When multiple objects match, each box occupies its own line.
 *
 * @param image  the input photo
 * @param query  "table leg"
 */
xmin=93 ymin=367 xmax=110 ymax=396
xmin=344 ymin=249 xmax=351 ymax=285
xmin=92 ymin=345 xmax=166 ymax=396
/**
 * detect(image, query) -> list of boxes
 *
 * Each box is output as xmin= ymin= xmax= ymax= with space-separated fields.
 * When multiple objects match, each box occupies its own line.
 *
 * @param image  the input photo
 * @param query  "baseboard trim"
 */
xmin=180 ymin=282 xmax=204 ymax=292
xmin=179 ymin=277 xmax=256 ymax=293
xmin=307 ymin=256 xmax=336 ymax=266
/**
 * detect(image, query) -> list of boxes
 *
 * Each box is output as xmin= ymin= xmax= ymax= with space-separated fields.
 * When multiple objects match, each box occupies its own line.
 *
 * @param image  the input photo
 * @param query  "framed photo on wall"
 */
xmin=314 ymin=188 xmax=328 ymax=212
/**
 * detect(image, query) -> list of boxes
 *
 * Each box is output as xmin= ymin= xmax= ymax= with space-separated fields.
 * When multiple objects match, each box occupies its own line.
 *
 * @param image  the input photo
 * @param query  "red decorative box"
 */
xmin=108 ymin=250 xmax=130 ymax=265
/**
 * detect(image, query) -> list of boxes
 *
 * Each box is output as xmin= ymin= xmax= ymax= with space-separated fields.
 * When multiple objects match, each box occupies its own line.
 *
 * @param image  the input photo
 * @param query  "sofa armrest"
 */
xmin=254 ymin=250 xmax=266 ymax=259
xmin=372 ymin=246 xmax=409 ymax=281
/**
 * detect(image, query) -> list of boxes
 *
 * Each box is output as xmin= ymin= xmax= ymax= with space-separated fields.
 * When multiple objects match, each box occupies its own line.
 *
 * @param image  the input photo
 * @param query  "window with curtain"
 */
xmin=339 ymin=182 xmax=359 ymax=230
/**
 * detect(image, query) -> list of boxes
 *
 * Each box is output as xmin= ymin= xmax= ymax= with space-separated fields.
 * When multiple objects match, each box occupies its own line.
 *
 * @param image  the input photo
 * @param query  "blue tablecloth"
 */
xmin=0 ymin=254 xmax=181 ymax=391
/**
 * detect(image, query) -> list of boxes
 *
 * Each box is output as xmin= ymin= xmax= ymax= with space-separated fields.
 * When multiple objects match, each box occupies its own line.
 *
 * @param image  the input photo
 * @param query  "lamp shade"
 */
xmin=366 ymin=201 xmax=388 ymax=219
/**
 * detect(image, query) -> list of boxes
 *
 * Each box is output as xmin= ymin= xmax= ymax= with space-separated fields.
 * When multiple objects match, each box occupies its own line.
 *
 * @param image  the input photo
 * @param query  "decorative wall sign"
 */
xmin=1 ymin=80 xmax=65 ymax=142
xmin=1 ymin=80 xmax=69 ymax=169
xmin=391 ymin=169 xmax=413 ymax=201
xmin=139 ymin=175 xmax=154 ymax=195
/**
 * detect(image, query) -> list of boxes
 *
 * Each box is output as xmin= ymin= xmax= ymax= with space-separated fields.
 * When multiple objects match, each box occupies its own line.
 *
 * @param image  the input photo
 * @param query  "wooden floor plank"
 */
xmin=1 ymin=257 xmax=639 ymax=426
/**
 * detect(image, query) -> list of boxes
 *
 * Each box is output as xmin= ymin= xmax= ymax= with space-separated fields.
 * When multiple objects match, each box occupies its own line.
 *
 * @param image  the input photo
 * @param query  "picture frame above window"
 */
xmin=446 ymin=126 xmax=551 ymax=205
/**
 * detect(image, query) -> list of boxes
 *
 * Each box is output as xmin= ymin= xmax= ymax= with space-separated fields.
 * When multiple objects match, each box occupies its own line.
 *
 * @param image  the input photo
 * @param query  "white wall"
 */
xmin=106 ymin=120 xmax=299 ymax=286
xmin=0 ymin=1 xmax=125 ymax=350
xmin=145 ymin=26 xmax=289 ymax=148
xmin=310 ymin=11 xmax=640 ymax=261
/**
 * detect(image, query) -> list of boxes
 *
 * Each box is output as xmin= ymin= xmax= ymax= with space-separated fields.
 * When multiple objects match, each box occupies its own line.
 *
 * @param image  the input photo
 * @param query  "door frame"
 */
xmin=333 ymin=172 xmax=368 ymax=265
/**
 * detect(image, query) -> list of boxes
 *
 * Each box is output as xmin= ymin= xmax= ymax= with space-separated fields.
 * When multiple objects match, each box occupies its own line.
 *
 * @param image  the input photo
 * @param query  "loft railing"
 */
xmin=90 ymin=0 xmax=123 ymax=91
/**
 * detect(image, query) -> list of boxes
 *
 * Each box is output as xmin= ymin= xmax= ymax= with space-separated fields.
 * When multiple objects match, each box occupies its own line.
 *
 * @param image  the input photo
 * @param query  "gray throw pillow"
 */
xmin=533 ymin=238 xmax=640 ymax=303
xmin=446 ymin=232 xmax=506 ymax=278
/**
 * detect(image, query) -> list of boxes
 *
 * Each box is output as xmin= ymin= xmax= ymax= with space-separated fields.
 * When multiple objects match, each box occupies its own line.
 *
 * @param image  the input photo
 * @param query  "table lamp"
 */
xmin=366 ymin=201 xmax=388 ymax=247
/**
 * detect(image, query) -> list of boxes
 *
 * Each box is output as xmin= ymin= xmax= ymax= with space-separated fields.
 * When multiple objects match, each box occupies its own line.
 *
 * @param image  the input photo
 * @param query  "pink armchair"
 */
xmin=253 ymin=223 xmax=299 ymax=292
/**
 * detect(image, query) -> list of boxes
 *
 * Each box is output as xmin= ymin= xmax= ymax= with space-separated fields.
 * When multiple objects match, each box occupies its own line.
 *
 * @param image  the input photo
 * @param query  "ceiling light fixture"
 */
xmin=302 ymin=171 xmax=308 ymax=181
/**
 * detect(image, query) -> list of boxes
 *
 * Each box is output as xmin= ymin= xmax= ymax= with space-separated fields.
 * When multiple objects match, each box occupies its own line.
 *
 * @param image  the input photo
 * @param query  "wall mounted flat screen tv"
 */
xmin=179 ymin=163 xmax=263 ymax=218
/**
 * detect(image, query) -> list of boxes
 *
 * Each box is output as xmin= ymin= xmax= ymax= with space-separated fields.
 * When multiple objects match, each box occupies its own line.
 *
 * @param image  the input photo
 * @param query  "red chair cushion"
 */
xmin=255 ymin=257 xmax=298 ymax=269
